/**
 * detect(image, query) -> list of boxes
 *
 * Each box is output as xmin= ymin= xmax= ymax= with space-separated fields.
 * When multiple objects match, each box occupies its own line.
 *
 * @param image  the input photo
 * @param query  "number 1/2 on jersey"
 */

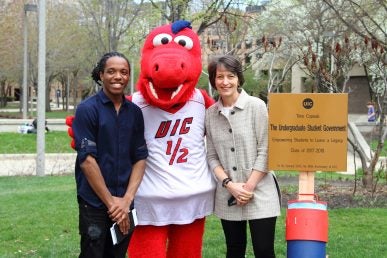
xmin=155 ymin=118 xmax=193 ymax=165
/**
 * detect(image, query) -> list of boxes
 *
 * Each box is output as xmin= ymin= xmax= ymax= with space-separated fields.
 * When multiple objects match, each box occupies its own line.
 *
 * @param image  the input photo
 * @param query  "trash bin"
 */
xmin=286 ymin=199 xmax=328 ymax=258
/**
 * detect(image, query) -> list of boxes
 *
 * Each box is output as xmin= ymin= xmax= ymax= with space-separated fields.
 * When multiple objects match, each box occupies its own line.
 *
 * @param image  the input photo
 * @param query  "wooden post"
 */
xmin=298 ymin=171 xmax=315 ymax=200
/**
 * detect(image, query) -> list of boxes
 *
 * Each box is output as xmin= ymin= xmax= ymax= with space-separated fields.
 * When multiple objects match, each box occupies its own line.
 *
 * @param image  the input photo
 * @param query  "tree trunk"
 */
xmin=72 ymin=70 xmax=79 ymax=112
xmin=362 ymin=167 xmax=374 ymax=189
xmin=0 ymin=80 xmax=7 ymax=108
xmin=46 ymin=77 xmax=53 ymax=112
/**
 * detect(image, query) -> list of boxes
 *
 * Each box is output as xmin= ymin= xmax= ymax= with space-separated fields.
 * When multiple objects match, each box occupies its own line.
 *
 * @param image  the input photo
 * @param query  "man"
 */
xmin=72 ymin=52 xmax=148 ymax=258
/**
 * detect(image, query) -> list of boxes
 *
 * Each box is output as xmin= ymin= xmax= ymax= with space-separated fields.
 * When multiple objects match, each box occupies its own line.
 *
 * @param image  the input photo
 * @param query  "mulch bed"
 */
xmin=277 ymin=176 xmax=387 ymax=209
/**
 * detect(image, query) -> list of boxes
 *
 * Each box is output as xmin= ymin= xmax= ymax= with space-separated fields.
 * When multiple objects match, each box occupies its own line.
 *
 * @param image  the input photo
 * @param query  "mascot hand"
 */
xmin=65 ymin=116 xmax=75 ymax=149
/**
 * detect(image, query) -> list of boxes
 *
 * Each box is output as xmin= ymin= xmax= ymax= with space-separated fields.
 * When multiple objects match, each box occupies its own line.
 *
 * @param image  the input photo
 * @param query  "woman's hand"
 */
xmin=227 ymin=182 xmax=253 ymax=205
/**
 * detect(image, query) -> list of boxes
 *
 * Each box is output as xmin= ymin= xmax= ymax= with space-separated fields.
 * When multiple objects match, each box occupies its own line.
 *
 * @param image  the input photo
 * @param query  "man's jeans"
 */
xmin=78 ymin=198 xmax=131 ymax=258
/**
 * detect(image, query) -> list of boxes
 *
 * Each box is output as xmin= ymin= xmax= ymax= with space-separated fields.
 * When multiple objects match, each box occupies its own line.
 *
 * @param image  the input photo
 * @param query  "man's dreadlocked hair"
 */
xmin=91 ymin=51 xmax=131 ymax=86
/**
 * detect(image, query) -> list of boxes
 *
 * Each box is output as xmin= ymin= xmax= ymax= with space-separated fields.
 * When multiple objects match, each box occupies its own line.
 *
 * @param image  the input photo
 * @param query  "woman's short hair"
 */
xmin=207 ymin=55 xmax=244 ymax=89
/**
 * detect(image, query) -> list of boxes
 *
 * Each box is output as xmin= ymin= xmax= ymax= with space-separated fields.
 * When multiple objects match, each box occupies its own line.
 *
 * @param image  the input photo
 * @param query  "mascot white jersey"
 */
xmin=132 ymin=89 xmax=214 ymax=226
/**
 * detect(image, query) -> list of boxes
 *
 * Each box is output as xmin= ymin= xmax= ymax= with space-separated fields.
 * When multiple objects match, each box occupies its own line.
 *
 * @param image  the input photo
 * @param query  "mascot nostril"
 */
xmin=154 ymin=64 xmax=159 ymax=72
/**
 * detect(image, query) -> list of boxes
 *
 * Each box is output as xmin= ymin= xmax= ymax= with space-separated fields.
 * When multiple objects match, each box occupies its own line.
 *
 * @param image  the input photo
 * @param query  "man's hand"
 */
xmin=108 ymin=197 xmax=131 ymax=234
xmin=118 ymin=214 xmax=130 ymax=235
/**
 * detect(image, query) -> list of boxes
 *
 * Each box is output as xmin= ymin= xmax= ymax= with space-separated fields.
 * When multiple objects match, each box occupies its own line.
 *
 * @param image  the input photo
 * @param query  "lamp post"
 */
xmin=22 ymin=3 xmax=37 ymax=120
xmin=36 ymin=0 xmax=46 ymax=176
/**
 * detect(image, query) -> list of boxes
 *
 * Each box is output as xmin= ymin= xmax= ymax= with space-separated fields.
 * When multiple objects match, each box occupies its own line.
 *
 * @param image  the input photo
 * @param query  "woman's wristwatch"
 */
xmin=222 ymin=177 xmax=232 ymax=187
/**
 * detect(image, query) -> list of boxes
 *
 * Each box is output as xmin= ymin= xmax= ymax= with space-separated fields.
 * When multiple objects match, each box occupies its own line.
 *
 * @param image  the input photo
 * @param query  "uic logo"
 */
xmin=303 ymin=98 xmax=313 ymax=109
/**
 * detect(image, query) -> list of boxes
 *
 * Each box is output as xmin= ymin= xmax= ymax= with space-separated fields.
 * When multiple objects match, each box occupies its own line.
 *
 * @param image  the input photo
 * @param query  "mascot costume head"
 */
xmin=135 ymin=20 xmax=206 ymax=112
xmin=67 ymin=20 xmax=215 ymax=257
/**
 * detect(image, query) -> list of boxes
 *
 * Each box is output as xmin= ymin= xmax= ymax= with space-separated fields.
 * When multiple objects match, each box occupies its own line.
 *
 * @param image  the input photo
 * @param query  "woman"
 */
xmin=367 ymin=101 xmax=376 ymax=122
xmin=205 ymin=55 xmax=281 ymax=258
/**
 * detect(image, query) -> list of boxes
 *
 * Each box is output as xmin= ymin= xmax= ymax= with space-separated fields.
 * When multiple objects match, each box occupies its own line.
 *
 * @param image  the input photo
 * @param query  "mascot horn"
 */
xmin=67 ymin=20 xmax=215 ymax=257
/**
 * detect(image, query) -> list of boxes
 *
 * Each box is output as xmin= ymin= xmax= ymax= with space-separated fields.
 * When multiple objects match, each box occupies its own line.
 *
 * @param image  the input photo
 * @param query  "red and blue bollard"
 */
xmin=286 ymin=199 xmax=328 ymax=258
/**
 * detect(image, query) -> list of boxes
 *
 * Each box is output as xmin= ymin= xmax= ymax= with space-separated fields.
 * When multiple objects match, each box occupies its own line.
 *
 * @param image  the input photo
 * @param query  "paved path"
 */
xmin=0 ymin=153 xmax=76 ymax=176
xmin=0 ymin=117 xmax=75 ymax=176
xmin=0 ymin=118 xmax=68 ymax=132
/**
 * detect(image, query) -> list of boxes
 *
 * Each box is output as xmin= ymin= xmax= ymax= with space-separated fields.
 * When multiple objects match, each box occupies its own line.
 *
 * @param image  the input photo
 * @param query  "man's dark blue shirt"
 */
xmin=73 ymin=90 xmax=148 ymax=208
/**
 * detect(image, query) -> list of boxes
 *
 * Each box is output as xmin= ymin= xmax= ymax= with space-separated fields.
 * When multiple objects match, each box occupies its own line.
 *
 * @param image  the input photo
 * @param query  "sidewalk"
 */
xmin=0 ymin=118 xmax=68 ymax=132
xmin=0 ymin=102 xmax=73 ymax=132
xmin=0 ymin=153 xmax=76 ymax=176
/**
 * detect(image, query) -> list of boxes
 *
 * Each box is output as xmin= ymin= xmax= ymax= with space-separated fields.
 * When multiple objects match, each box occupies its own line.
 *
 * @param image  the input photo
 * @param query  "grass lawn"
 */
xmin=0 ymin=175 xmax=386 ymax=258
xmin=0 ymin=132 xmax=73 ymax=154
xmin=0 ymin=110 xmax=75 ymax=119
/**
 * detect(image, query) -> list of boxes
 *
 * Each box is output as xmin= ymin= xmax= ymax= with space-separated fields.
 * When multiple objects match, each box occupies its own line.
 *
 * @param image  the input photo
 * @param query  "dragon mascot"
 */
xmin=67 ymin=20 xmax=215 ymax=257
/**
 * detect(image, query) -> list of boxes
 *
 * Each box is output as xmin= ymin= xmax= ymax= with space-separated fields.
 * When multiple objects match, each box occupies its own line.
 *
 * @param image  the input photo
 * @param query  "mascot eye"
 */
xmin=174 ymin=36 xmax=193 ymax=50
xmin=153 ymin=33 xmax=172 ymax=46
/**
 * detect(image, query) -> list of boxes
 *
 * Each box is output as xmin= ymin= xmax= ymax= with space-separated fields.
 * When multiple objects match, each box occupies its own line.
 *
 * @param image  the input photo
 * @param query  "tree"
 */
xmin=263 ymin=0 xmax=386 ymax=189
xmin=22 ymin=1 xmax=96 ymax=112
xmin=0 ymin=0 xmax=24 ymax=108
xmin=264 ymin=0 xmax=354 ymax=93
xmin=77 ymin=0 xmax=145 ymax=54
xmin=244 ymin=2 xmax=299 ymax=94
xmin=321 ymin=0 xmax=387 ymax=189
xmin=233 ymin=0 xmax=384 ymax=190
xmin=45 ymin=2 xmax=94 ymax=111
xmin=146 ymin=0 xmax=238 ymax=35
xmin=322 ymin=0 xmax=386 ymax=50
xmin=75 ymin=0 xmax=152 ymax=96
